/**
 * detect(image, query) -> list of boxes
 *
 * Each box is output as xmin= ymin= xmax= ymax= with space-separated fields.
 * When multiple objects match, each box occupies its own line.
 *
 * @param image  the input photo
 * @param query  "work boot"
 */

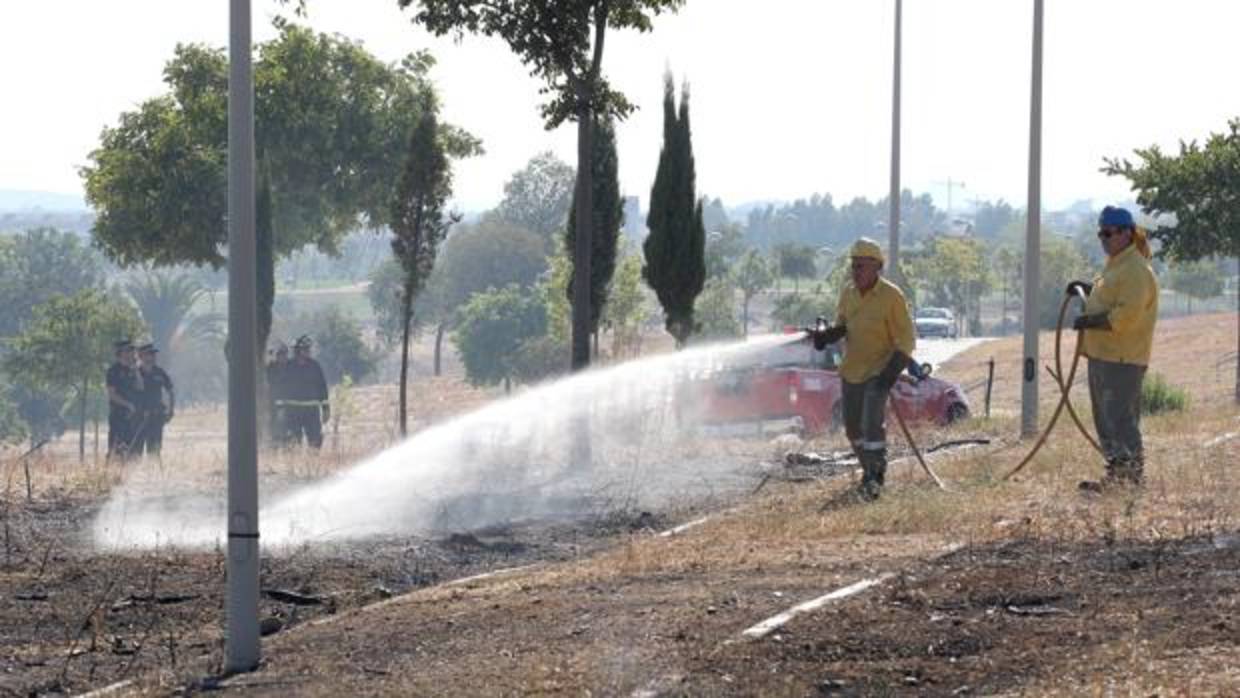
xmin=857 ymin=449 xmax=887 ymax=502
xmin=1112 ymin=456 xmax=1144 ymax=486
xmin=1079 ymin=457 xmax=1142 ymax=494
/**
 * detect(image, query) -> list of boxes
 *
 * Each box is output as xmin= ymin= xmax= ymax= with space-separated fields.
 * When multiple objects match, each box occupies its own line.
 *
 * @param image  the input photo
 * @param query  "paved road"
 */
xmin=914 ymin=336 xmax=993 ymax=371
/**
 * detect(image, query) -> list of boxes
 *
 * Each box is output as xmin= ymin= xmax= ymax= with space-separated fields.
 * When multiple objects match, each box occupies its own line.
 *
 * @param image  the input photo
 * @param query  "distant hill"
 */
xmin=0 ymin=189 xmax=87 ymax=212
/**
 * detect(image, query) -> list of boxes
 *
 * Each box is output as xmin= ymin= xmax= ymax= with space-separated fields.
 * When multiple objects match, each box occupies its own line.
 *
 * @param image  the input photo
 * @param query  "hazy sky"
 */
xmin=3 ymin=1 xmax=1240 ymax=214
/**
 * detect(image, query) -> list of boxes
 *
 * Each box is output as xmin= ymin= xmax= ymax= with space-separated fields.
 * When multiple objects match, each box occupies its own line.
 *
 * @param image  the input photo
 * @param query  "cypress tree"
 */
xmin=565 ymin=116 xmax=624 ymax=337
xmin=643 ymin=72 xmax=706 ymax=347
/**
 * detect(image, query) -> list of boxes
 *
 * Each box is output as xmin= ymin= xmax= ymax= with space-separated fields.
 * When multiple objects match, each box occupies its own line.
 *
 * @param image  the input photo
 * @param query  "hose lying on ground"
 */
xmin=892 ymin=404 xmax=948 ymax=490
xmin=1003 ymin=289 xmax=1102 ymax=481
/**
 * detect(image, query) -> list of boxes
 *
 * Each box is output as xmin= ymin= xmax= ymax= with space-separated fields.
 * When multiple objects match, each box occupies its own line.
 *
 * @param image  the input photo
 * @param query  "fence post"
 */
xmin=984 ymin=357 xmax=995 ymax=419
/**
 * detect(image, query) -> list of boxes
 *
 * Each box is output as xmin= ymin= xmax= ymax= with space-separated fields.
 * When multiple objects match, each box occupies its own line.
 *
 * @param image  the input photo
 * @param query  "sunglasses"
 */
xmin=851 ymin=261 xmax=880 ymax=270
xmin=1097 ymin=227 xmax=1128 ymax=240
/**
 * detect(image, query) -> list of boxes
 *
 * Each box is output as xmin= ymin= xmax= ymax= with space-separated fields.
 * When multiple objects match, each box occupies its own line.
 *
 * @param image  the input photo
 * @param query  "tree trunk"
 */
xmin=78 ymin=380 xmax=87 ymax=464
xmin=255 ymin=163 xmax=275 ymax=441
xmin=399 ymin=288 xmax=414 ymax=438
xmin=571 ymin=112 xmax=595 ymax=371
xmin=433 ymin=322 xmax=445 ymax=377
xmin=1235 ymin=257 xmax=1239 ymax=404
xmin=742 ymin=296 xmax=751 ymax=338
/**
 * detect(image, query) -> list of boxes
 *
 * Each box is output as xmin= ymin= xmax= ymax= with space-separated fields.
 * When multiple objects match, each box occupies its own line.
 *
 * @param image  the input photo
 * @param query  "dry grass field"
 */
xmin=2 ymin=313 xmax=1238 ymax=696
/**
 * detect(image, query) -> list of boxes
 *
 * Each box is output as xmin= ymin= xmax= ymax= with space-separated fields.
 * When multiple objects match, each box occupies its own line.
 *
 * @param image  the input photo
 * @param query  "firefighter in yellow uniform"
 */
xmin=1068 ymin=206 xmax=1158 ymax=491
xmin=811 ymin=237 xmax=917 ymax=500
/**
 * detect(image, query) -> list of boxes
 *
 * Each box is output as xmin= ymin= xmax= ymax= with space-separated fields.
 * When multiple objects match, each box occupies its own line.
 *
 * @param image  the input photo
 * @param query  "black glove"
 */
xmin=876 ymin=351 xmax=911 ymax=391
xmin=1072 ymin=312 xmax=1110 ymax=331
xmin=907 ymin=360 xmax=929 ymax=382
xmin=1065 ymin=280 xmax=1093 ymax=298
xmin=809 ymin=318 xmax=847 ymax=350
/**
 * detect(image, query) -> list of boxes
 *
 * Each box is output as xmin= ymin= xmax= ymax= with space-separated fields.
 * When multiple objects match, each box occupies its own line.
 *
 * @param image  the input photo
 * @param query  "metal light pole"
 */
xmin=888 ymin=0 xmax=903 ymax=279
xmin=226 ymin=0 xmax=260 ymax=673
xmin=1020 ymin=0 xmax=1044 ymax=438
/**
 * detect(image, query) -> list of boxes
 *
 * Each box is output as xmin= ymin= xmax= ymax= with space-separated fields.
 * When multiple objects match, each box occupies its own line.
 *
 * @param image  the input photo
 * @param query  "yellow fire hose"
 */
xmin=1003 ymin=288 xmax=1104 ymax=481
xmin=892 ymin=402 xmax=948 ymax=490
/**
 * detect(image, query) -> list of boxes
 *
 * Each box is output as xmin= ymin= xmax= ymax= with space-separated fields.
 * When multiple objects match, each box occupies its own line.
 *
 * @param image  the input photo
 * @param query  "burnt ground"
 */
xmin=0 ymin=490 xmax=688 ymax=697
xmin=3 ymin=472 xmax=1239 ymax=696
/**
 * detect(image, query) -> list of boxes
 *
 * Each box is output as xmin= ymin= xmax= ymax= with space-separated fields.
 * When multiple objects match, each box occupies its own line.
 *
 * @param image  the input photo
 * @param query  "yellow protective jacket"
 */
xmin=835 ymin=277 xmax=916 ymax=384
xmin=1081 ymin=244 xmax=1159 ymax=366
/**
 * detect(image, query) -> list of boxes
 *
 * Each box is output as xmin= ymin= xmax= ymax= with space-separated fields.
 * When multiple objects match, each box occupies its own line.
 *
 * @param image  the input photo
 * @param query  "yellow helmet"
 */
xmin=849 ymin=237 xmax=885 ymax=264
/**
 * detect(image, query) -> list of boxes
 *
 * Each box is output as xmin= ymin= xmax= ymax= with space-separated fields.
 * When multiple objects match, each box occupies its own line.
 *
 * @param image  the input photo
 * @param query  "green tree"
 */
xmin=539 ymin=250 xmax=573 ymax=345
xmin=0 ymin=386 xmax=25 ymax=446
xmin=973 ymin=199 xmax=1017 ymax=239
xmin=565 ymin=116 xmax=623 ymax=350
xmin=82 ymin=22 xmax=478 ymax=365
xmin=3 ymin=290 xmax=143 ymax=462
xmin=494 ymin=151 xmax=576 ymax=243
xmin=452 ymin=285 xmax=548 ymax=392
xmin=992 ymin=245 xmax=1023 ymax=333
xmin=1035 ymin=236 xmax=1091 ymax=330
xmin=367 ymin=258 xmax=409 ymax=348
xmin=5 ymin=382 xmax=63 ymax=449
xmin=731 ymin=248 xmax=774 ymax=337
xmin=773 ymin=242 xmax=817 ymax=292
xmin=694 ymin=278 xmax=741 ymax=341
xmin=390 ymin=107 xmax=458 ymax=436
xmin=919 ymin=237 xmax=992 ymax=336
xmin=0 ymin=228 xmax=104 ymax=339
xmin=383 ymin=218 xmax=549 ymax=377
xmin=704 ymin=223 xmax=745 ymax=280
xmin=1104 ymin=120 xmax=1240 ymax=402
xmin=602 ymin=248 xmax=648 ymax=359
xmin=402 ymin=0 xmax=686 ymax=371
xmin=643 ymin=73 xmax=706 ymax=347
xmin=1167 ymin=258 xmax=1224 ymax=314
xmin=770 ymin=283 xmax=837 ymax=331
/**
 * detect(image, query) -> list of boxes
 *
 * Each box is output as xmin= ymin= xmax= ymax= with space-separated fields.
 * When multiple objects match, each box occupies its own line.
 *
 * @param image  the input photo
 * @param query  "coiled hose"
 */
xmin=1003 ymin=288 xmax=1104 ymax=481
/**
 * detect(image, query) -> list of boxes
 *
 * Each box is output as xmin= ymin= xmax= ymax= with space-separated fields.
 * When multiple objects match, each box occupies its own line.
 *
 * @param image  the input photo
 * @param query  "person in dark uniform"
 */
xmin=105 ymin=339 xmax=142 ymax=461
xmin=278 ymin=335 xmax=329 ymax=449
xmin=135 ymin=343 xmax=175 ymax=457
xmin=266 ymin=341 xmax=290 ymax=445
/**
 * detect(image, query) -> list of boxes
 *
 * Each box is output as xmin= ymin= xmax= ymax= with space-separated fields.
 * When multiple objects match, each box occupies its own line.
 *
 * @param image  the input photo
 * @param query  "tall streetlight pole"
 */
xmin=226 ymin=0 xmax=260 ymax=673
xmin=1020 ymin=0 xmax=1044 ymax=438
xmin=888 ymin=0 xmax=903 ymax=280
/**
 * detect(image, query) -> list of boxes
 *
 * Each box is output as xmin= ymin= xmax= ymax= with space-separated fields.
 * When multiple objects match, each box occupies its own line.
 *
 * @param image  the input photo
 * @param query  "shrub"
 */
xmin=1141 ymin=372 xmax=1187 ymax=415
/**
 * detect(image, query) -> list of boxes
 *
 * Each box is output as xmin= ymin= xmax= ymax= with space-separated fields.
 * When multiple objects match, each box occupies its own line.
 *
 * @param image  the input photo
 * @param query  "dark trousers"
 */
xmin=284 ymin=405 xmax=323 ymax=449
xmin=842 ymin=378 xmax=889 ymax=453
xmin=108 ymin=412 xmax=134 ymax=458
xmin=135 ymin=410 xmax=165 ymax=456
xmin=1087 ymin=358 xmax=1146 ymax=463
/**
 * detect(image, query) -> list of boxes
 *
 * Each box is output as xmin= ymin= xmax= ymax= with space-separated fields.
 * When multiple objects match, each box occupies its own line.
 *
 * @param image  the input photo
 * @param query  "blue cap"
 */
xmin=1098 ymin=206 xmax=1134 ymax=228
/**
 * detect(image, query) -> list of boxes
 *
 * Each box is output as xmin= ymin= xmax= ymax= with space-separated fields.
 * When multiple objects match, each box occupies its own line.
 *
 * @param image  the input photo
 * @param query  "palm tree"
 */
xmin=125 ymin=271 xmax=217 ymax=359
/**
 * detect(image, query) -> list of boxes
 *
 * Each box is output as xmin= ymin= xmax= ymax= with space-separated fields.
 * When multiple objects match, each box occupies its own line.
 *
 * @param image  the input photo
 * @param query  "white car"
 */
xmin=915 ymin=307 xmax=957 ymax=339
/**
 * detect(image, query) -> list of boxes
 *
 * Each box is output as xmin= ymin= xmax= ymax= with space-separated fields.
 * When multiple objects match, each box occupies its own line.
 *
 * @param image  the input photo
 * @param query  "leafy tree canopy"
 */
xmin=451 ymin=284 xmax=548 ymax=387
xmin=494 ymin=151 xmax=576 ymax=241
xmin=1103 ymin=119 xmax=1240 ymax=261
xmin=82 ymin=21 xmax=480 ymax=269
xmin=0 ymin=228 xmax=105 ymax=338
xmin=400 ymin=0 xmax=684 ymax=126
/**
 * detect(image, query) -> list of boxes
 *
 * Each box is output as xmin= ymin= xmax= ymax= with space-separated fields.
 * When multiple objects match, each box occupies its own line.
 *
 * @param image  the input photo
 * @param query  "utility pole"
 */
xmin=1021 ymin=0 xmax=1044 ymax=438
xmin=887 ymin=0 xmax=903 ymax=281
xmin=226 ymin=0 xmax=260 ymax=673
